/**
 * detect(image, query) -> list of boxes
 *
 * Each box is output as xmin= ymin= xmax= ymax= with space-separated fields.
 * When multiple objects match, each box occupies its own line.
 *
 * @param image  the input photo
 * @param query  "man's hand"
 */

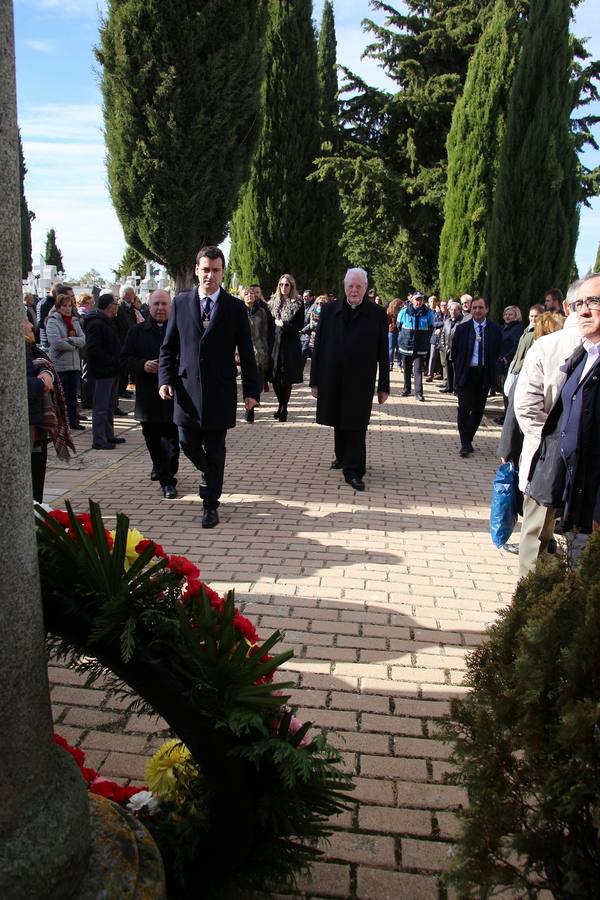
xmin=144 ymin=359 xmax=159 ymax=374
xmin=244 ymin=397 xmax=258 ymax=411
xmin=37 ymin=371 xmax=53 ymax=393
xmin=378 ymin=391 xmax=389 ymax=404
xmin=159 ymin=384 xmax=173 ymax=400
xmin=311 ymin=386 xmax=318 ymax=399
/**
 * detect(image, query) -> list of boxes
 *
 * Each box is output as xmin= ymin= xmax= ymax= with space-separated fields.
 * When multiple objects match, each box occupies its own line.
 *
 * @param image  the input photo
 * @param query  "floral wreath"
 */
xmin=37 ymin=501 xmax=353 ymax=898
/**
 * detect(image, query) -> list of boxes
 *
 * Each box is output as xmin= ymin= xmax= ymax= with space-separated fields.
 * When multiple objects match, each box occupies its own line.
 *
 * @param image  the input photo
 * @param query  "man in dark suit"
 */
xmin=452 ymin=296 xmax=502 ymax=457
xmin=116 ymin=285 xmax=138 ymax=399
xmin=159 ymin=246 xmax=260 ymax=528
xmin=310 ymin=267 xmax=389 ymax=491
xmin=122 ymin=289 xmax=179 ymax=499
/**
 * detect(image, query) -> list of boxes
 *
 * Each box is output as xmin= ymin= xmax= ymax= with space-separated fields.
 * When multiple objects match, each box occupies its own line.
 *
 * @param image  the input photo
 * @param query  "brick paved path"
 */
xmin=47 ymin=373 xmax=519 ymax=899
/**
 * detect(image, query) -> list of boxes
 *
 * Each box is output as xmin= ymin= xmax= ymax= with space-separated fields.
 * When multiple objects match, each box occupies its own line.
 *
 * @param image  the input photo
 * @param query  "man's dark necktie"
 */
xmin=477 ymin=324 xmax=483 ymax=366
xmin=202 ymin=297 xmax=212 ymax=324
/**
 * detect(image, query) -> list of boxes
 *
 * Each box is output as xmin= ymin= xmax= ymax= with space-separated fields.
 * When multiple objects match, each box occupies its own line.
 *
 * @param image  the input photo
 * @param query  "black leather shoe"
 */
xmin=202 ymin=508 xmax=219 ymax=529
xmin=459 ymin=446 xmax=471 ymax=458
xmin=330 ymin=459 xmax=343 ymax=469
xmin=114 ymin=407 xmax=128 ymax=417
xmin=417 ymin=394 xmax=425 ymax=401
xmin=278 ymin=408 xmax=288 ymax=422
xmin=273 ymin=406 xmax=281 ymax=419
xmin=70 ymin=423 xmax=86 ymax=430
xmin=346 ymin=476 xmax=365 ymax=491
xmin=92 ymin=443 xmax=114 ymax=450
xmin=109 ymin=437 xmax=126 ymax=444
xmin=438 ymin=387 xmax=450 ymax=393
xmin=401 ymin=390 xmax=410 ymax=397
xmin=162 ymin=484 xmax=177 ymax=499
xmin=150 ymin=466 xmax=159 ymax=481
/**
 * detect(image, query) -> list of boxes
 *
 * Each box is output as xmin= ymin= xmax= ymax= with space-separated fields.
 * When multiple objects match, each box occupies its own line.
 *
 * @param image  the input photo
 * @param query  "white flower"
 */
xmin=127 ymin=790 xmax=160 ymax=816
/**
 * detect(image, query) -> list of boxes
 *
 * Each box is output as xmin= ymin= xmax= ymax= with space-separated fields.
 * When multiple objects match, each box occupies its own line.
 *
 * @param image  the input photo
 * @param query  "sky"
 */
xmin=13 ymin=0 xmax=600 ymax=285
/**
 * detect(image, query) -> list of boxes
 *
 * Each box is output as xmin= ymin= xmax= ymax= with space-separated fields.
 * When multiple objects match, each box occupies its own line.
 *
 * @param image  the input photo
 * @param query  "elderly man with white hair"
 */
xmin=116 ymin=284 xmax=138 ymax=399
xmin=310 ymin=267 xmax=389 ymax=491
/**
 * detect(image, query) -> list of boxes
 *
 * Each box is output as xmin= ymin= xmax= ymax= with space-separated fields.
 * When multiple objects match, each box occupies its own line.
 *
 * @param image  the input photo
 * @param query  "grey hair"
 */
xmin=459 ymin=293 xmax=473 ymax=303
xmin=448 ymin=300 xmax=461 ymax=309
xmin=567 ymin=271 xmax=600 ymax=303
xmin=344 ymin=267 xmax=368 ymax=285
xmin=119 ymin=284 xmax=136 ymax=299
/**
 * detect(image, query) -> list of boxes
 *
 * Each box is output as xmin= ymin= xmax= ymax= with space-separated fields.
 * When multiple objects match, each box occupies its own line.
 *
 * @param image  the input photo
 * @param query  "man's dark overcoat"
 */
xmin=121 ymin=319 xmax=174 ymax=424
xmin=310 ymin=298 xmax=389 ymax=429
xmin=158 ymin=287 xmax=259 ymax=430
xmin=452 ymin=318 xmax=502 ymax=389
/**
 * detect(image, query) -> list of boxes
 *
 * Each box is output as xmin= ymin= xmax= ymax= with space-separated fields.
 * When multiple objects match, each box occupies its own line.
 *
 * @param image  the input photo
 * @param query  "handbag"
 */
xmin=490 ymin=461 xmax=517 ymax=548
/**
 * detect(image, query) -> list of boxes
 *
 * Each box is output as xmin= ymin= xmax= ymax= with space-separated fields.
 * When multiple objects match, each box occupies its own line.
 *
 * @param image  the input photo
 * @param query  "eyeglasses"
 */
xmin=570 ymin=296 xmax=600 ymax=312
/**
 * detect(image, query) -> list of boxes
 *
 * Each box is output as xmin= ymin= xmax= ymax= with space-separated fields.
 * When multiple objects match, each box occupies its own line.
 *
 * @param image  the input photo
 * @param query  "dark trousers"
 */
xmin=31 ymin=443 xmax=48 ymax=503
xmin=141 ymin=422 xmax=180 ymax=487
xmin=457 ymin=368 xmax=489 ymax=447
xmin=58 ymin=370 xmax=79 ymax=427
xmin=92 ymin=376 xmax=119 ymax=447
xmin=179 ymin=425 xmax=226 ymax=509
xmin=273 ymin=379 xmax=292 ymax=411
xmin=334 ymin=426 xmax=367 ymax=479
xmin=403 ymin=355 xmax=424 ymax=397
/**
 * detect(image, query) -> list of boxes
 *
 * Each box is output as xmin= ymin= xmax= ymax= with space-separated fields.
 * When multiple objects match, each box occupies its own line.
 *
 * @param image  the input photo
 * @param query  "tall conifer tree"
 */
xmin=228 ymin=0 xmax=320 ymax=293
xmin=96 ymin=1 xmax=266 ymax=291
xmin=438 ymin=1 xmax=522 ymax=299
xmin=486 ymin=0 xmax=580 ymax=318
xmin=595 ymin=242 xmax=600 ymax=273
xmin=44 ymin=228 xmax=64 ymax=272
xmin=19 ymin=132 xmax=34 ymax=279
xmin=313 ymin=0 xmax=345 ymax=293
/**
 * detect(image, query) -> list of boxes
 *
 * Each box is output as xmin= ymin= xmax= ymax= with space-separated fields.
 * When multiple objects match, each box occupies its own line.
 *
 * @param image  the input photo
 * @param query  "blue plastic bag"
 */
xmin=490 ymin=461 xmax=517 ymax=548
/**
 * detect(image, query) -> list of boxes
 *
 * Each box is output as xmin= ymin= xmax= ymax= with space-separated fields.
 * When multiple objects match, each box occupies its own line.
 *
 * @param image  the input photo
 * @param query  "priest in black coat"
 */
xmin=121 ymin=289 xmax=179 ymax=499
xmin=159 ymin=246 xmax=260 ymax=528
xmin=310 ymin=267 xmax=389 ymax=491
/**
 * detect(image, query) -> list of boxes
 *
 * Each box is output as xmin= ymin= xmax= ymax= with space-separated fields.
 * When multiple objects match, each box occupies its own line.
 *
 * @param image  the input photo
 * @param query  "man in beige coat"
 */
xmin=514 ymin=280 xmax=588 ymax=576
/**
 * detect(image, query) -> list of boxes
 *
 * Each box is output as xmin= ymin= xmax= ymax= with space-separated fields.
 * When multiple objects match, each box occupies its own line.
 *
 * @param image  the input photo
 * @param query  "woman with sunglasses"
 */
xmin=268 ymin=274 xmax=304 ymax=421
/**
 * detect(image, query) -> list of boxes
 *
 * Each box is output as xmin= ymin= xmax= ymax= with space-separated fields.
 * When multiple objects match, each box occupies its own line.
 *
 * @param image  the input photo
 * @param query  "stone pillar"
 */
xmin=0 ymin=3 xmax=91 ymax=896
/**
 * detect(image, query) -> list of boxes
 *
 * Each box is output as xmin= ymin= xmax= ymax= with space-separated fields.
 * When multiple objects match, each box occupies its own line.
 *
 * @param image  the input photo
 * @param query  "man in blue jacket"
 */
xmin=452 ymin=296 xmax=502 ymax=457
xmin=159 ymin=246 xmax=259 ymax=528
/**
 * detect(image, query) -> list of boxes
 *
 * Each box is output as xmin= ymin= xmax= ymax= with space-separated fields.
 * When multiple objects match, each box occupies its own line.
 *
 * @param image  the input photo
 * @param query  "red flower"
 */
xmin=233 ymin=613 xmax=259 ymax=645
xmin=181 ymin=577 xmax=202 ymax=605
xmin=135 ymin=539 xmax=167 ymax=559
xmin=202 ymin=584 xmax=224 ymax=612
xmin=166 ymin=555 xmax=200 ymax=580
xmin=54 ymin=733 xmax=96 ymax=784
xmin=90 ymin=777 xmax=145 ymax=803
xmin=48 ymin=509 xmax=70 ymax=528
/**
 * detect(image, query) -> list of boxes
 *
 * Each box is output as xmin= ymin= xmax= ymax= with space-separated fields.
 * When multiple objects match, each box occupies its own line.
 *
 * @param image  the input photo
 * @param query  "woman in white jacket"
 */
xmin=45 ymin=293 xmax=86 ymax=430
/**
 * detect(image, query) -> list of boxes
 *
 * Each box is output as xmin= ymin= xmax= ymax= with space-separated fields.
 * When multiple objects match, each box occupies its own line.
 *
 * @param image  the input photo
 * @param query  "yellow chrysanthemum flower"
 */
xmin=146 ymin=739 xmax=191 ymax=801
xmin=109 ymin=527 xmax=146 ymax=570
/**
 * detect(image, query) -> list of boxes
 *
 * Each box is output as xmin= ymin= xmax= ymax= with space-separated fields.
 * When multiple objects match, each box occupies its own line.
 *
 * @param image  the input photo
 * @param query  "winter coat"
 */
xmin=497 ymin=320 xmax=524 ymax=376
xmin=397 ymin=304 xmax=434 ymax=356
xmin=158 ymin=287 xmax=259 ymax=430
xmin=526 ymin=345 xmax=600 ymax=533
xmin=116 ymin=300 xmax=138 ymax=343
xmin=452 ymin=318 xmax=502 ymax=390
xmin=513 ymin=313 xmax=581 ymax=492
xmin=83 ymin=310 xmax=122 ymax=379
xmin=439 ymin=313 xmax=463 ymax=358
xmin=45 ymin=310 xmax=86 ymax=372
xmin=430 ymin=310 xmax=445 ymax=347
xmin=121 ymin=318 xmax=174 ymax=424
xmin=246 ymin=303 xmax=271 ymax=378
xmin=268 ymin=297 xmax=304 ymax=385
xmin=310 ymin=297 xmax=389 ymax=429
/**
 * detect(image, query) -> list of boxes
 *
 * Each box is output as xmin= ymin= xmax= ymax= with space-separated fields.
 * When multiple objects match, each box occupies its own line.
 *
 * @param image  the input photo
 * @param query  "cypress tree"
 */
xmin=313 ymin=0 xmax=345 ymax=293
xmin=486 ymin=0 xmax=579 ymax=319
xmin=438 ymin=0 xmax=522 ymax=300
xmin=228 ymin=0 xmax=321 ymax=294
xmin=112 ymin=245 xmax=146 ymax=280
xmin=19 ymin=132 xmax=34 ymax=279
xmin=96 ymin=1 xmax=267 ymax=292
xmin=595 ymin=242 xmax=600 ymax=273
xmin=44 ymin=228 xmax=64 ymax=273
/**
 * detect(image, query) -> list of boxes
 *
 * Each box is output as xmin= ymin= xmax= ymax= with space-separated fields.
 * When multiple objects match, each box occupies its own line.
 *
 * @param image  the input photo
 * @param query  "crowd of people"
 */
xmin=24 ymin=254 xmax=600 ymax=569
